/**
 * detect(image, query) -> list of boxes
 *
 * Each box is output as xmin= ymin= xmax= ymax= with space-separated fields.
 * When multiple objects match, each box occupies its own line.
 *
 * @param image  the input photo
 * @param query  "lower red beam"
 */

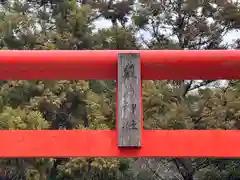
xmin=0 ymin=130 xmax=239 ymax=157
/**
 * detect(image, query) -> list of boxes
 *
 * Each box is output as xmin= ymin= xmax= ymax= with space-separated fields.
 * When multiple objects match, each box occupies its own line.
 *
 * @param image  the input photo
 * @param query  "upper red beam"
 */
xmin=0 ymin=50 xmax=240 ymax=80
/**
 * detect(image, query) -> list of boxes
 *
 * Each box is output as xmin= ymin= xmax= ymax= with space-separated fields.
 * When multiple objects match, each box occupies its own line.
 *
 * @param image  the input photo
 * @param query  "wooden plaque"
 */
xmin=117 ymin=53 xmax=142 ymax=147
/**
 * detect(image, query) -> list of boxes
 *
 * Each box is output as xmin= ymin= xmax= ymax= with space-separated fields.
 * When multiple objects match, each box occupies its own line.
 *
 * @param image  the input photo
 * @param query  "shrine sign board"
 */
xmin=117 ymin=53 xmax=142 ymax=148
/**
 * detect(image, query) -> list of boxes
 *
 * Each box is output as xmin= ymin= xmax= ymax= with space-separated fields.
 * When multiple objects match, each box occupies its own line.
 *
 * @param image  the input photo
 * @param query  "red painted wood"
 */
xmin=0 ymin=50 xmax=240 ymax=79
xmin=0 ymin=50 xmax=239 ymax=157
xmin=0 ymin=130 xmax=240 ymax=157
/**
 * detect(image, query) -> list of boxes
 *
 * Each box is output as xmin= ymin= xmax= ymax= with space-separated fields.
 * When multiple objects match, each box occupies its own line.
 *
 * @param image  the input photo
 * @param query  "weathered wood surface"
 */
xmin=117 ymin=53 xmax=142 ymax=148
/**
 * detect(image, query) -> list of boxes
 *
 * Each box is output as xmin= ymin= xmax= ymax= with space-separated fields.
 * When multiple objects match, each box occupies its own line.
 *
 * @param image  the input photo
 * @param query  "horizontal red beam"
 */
xmin=0 ymin=130 xmax=240 ymax=157
xmin=0 ymin=50 xmax=240 ymax=80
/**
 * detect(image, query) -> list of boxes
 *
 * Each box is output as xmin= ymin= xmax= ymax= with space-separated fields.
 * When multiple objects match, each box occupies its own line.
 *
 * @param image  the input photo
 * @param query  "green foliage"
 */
xmin=0 ymin=107 xmax=49 ymax=130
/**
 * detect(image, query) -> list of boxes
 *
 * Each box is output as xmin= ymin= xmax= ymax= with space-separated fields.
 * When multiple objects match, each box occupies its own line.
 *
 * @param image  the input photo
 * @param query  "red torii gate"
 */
xmin=0 ymin=50 xmax=240 ymax=158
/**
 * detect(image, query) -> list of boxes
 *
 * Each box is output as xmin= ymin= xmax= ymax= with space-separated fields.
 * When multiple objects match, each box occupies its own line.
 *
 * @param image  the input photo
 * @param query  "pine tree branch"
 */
xmin=141 ymin=158 xmax=165 ymax=180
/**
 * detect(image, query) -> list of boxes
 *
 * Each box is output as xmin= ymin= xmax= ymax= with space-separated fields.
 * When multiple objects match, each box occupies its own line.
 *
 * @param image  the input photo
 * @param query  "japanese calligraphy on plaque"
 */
xmin=118 ymin=53 xmax=141 ymax=148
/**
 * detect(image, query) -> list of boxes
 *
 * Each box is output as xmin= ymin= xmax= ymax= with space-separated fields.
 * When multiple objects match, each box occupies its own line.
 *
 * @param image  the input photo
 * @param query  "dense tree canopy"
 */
xmin=0 ymin=0 xmax=240 ymax=179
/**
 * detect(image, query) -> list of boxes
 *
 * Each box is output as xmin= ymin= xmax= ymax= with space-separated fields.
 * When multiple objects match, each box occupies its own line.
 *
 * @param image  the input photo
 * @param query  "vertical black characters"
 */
xmin=122 ymin=120 xmax=138 ymax=130
xmin=121 ymin=60 xmax=138 ymax=130
xmin=123 ymin=61 xmax=136 ymax=80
